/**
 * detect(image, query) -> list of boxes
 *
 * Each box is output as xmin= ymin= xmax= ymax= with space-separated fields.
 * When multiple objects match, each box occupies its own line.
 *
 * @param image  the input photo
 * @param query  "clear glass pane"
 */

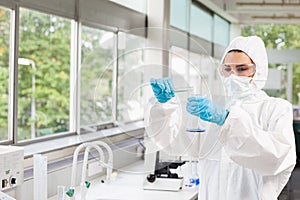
xmin=190 ymin=4 xmax=213 ymax=42
xmin=170 ymin=46 xmax=189 ymax=88
xmin=241 ymin=24 xmax=300 ymax=104
xmin=213 ymin=14 xmax=230 ymax=46
xmin=18 ymin=8 xmax=71 ymax=140
xmin=170 ymin=46 xmax=219 ymax=95
xmin=189 ymin=51 xmax=222 ymax=95
xmin=80 ymin=26 xmax=114 ymax=127
xmin=0 ymin=7 xmax=11 ymax=141
xmin=263 ymin=64 xmax=286 ymax=99
xmin=109 ymin=0 xmax=147 ymax=13
xmin=170 ymin=0 xmax=188 ymax=32
xmin=117 ymin=32 xmax=145 ymax=123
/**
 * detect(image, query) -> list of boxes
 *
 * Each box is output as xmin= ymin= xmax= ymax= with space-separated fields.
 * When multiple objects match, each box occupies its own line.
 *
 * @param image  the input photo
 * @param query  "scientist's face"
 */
xmin=221 ymin=51 xmax=256 ymax=78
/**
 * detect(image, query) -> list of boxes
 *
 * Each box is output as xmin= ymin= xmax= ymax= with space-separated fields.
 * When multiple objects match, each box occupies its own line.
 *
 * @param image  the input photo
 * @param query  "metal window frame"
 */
xmin=8 ymin=4 xmax=18 ymax=145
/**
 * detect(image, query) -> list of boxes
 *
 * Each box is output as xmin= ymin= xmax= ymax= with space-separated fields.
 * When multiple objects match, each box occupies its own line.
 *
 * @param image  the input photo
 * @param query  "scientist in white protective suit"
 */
xmin=148 ymin=36 xmax=296 ymax=200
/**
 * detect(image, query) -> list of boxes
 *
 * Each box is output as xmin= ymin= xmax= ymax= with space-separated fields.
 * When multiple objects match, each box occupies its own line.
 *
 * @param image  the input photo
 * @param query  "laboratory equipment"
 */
xmin=143 ymin=87 xmax=207 ymax=191
xmin=67 ymin=141 xmax=113 ymax=199
xmin=188 ymin=161 xmax=199 ymax=187
xmin=185 ymin=94 xmax=206 ymax=133
xmin=0 ymin=146 xmax=24 ymax=191
xmin=185 ymin=115 xmax=206 ymax=133
xmin=57 ymin=185 xmax=65 ymax=200
xmin=143 ymin=151 xmax=185 ymax=191
xmin=92 ymin=141 xmax=113 ymax=182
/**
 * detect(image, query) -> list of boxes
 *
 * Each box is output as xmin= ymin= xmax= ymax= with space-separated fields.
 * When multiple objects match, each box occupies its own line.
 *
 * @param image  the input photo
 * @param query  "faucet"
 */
xmin=92 ymin=141 xmax=113 ymax=182
xmin=67 ymin=141 xmax=113 ymax=199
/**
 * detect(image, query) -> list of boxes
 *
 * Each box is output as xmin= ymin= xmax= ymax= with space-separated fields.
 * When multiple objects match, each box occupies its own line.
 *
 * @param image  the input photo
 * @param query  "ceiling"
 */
xmin=207 ymin=0 xmax=300 ymax=24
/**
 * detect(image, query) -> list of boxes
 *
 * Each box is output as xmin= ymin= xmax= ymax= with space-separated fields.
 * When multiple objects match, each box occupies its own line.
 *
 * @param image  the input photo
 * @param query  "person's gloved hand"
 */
xmin=186 ymin=97 xmax=229 ymax=126
xmin=150 ymin=78 xmax=175 ymax=103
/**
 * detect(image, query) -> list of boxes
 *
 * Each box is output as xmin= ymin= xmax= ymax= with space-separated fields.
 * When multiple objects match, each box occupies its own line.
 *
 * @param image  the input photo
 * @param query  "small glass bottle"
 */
xmin=57 ymin=185 xmax=65 ymax=200
xmin=189 ymin=161 xmax=199 ymax=187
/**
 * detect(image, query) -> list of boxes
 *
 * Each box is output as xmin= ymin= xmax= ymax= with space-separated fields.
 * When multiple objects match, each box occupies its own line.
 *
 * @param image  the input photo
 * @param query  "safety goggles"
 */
xmin=220 ymin=63 xmax=256 ymax=77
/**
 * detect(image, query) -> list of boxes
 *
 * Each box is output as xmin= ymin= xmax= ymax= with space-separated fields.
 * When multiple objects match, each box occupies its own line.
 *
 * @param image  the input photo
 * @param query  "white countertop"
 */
xmin=49 ymin=160 xmax=198 ymax=200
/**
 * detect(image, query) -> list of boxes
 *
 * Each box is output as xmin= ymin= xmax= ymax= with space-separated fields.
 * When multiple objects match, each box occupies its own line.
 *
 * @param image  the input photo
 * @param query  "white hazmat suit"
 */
xmin=145 ymin=36 xmax=296 ymax=200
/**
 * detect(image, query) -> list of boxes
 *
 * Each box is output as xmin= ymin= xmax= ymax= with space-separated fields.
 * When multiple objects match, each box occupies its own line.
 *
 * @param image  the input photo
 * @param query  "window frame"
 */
xmin=0 ymin=5 xmax=15 ymax=144
xmin=169 ymin=0 xmax=231 ymax=57
xmin=0 ymin=1 xmax=146 ymax=151
xmin=79 ymin=22 xmax=118 ymax=132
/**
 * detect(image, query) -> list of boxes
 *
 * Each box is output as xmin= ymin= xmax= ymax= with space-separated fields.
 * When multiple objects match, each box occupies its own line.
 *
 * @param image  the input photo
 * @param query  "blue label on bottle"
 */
xmin=189 ymin=178 xmax=199 ymax=186
xmin=189 ymin=178 xmax=195 ymax=184
xmin=195 ymin=178 xmax=200 ymax=186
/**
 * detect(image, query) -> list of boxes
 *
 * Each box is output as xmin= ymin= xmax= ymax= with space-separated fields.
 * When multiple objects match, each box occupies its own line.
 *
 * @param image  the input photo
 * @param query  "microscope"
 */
xmin=143 ymin=150 xmax=186 ymax=191
xmin=142 ymin=127 xmax=190 ymax=192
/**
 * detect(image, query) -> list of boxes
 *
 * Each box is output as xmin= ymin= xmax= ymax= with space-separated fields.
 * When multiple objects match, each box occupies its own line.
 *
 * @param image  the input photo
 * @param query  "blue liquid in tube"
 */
xmin=186 ymin=128 xmax=205 ymax=132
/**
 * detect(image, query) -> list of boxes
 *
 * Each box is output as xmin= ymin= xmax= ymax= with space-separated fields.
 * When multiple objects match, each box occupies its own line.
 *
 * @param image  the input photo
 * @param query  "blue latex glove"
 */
xmin=150 ymin=78 xmax=175 ymax=103
xmin=186 ymin=97 xmax=229 ymax=126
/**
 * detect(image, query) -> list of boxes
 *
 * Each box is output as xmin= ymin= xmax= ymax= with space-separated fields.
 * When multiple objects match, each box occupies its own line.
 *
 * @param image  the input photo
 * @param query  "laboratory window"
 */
xmin=190 ymin=3 xmax=213 ymax=42
xmin=170 ymin=1 xmax=230 ymax=54
xmin=80 ymin=26 xmax=114 ymax=127
xmin=117 ymin=32 xmax=146 ymax=124
xmin=0 ymin=6 xmax=11 ymax=141
xmin=170 ymin=46 xmax=219 ymax=96
xmin=170 ymin=0 xmax=189 ymax=32
xmin=213 ymin=14 xmax=230 ymax=47
xmin=170 ymin=46 xmax=190 ymax=88
xmin=18 ymin=8 xmax=72 ymax=141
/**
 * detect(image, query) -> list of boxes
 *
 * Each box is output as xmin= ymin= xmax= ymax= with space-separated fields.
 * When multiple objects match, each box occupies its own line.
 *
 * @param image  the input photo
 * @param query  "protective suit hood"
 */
xmin=221 ymin=36 xmax=268 ymax=89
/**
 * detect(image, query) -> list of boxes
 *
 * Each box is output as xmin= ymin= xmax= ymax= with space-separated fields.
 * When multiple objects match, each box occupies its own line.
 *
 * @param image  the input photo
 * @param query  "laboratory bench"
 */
xmin=48 ymin=160 xmax=198 ymax=200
